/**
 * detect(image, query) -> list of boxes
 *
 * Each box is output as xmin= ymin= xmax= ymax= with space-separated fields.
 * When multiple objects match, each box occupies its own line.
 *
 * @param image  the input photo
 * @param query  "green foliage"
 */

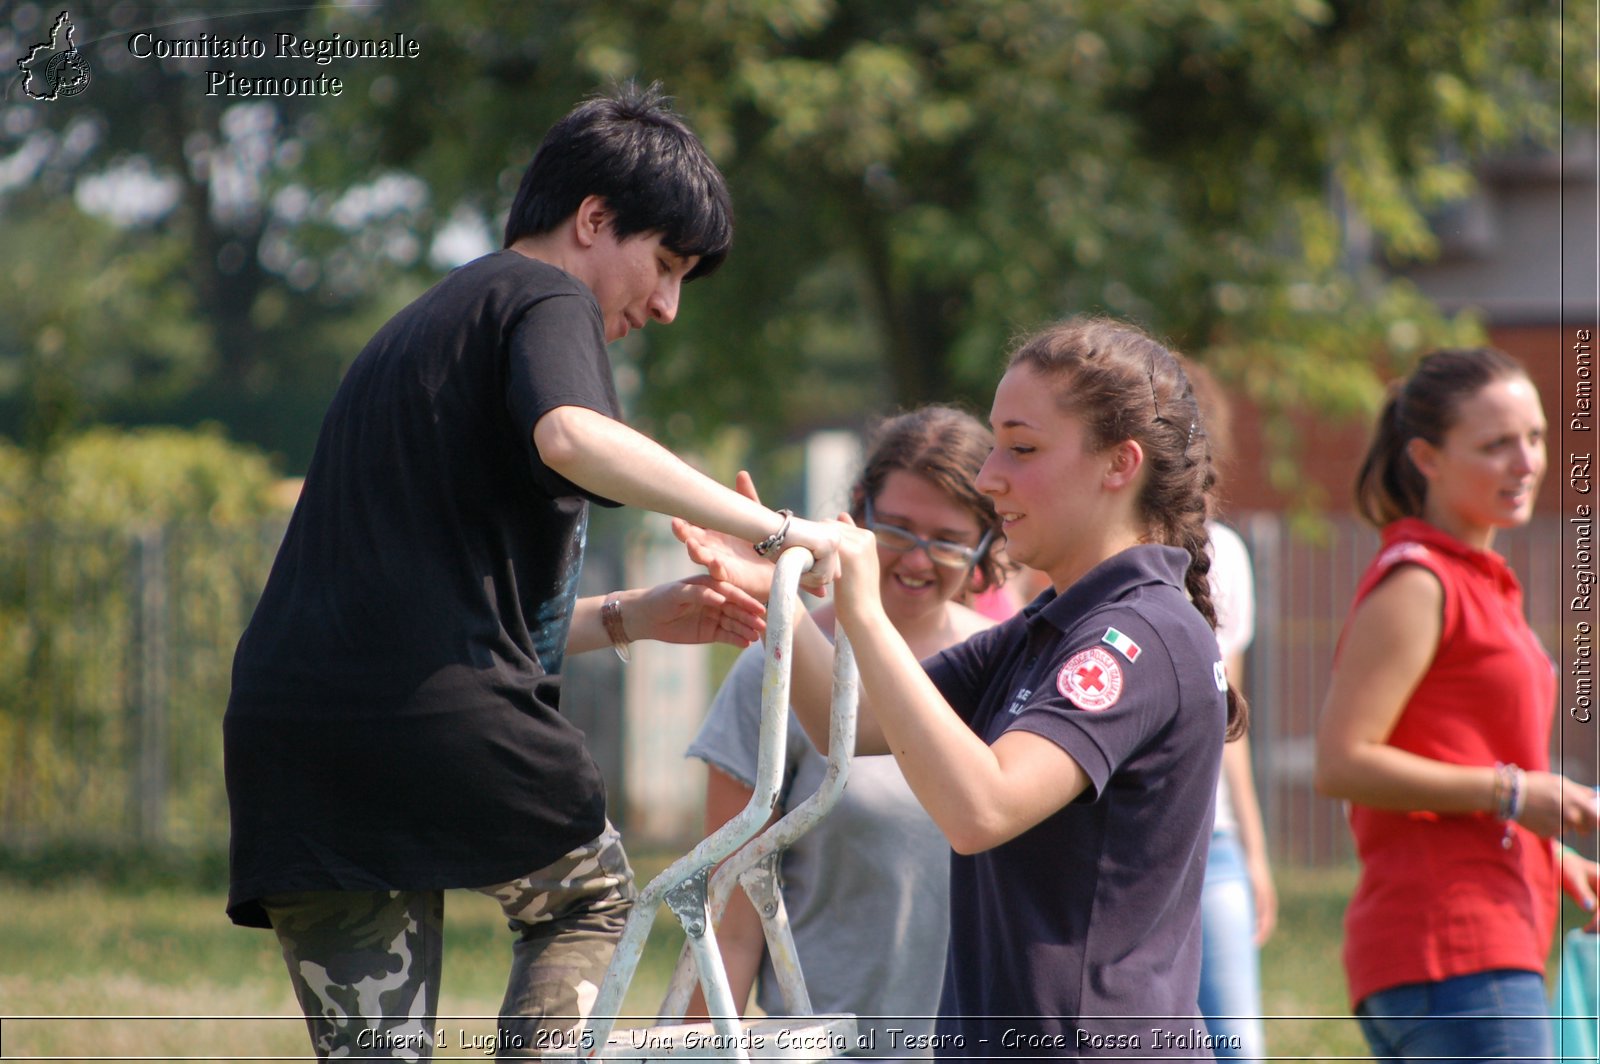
xmin=0 ymin=426 xmax=284 ymax=848
xmin=21 ymin=423 xmax=282 ymax=526
xmin=0 ymin=204 xmax=209 ymax=455
xmin=0 ymin=0 xmax=1588 ymax=489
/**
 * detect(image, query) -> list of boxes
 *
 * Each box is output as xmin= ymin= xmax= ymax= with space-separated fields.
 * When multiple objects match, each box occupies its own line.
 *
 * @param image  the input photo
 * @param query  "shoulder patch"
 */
xmin=1101 ymin=626 xmax=1142 ymax=662
xmin=1213 ymin=659 xmax=1228 ymax=691
xmin=1057 ymin=647 xmax=1124 ymax=712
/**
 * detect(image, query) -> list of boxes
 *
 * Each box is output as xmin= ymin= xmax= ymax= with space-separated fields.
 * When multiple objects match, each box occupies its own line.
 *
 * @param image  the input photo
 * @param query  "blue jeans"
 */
xmin=1198 ymin=830 xmax=1266 ymax=1060
xmin=1355 ymin=968 xmax=1554 ymax=1062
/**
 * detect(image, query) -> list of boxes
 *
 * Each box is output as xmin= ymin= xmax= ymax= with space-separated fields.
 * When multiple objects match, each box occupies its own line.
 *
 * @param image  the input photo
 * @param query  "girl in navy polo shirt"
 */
xmin=681 ymin=317 xmax=1246 ymax=1057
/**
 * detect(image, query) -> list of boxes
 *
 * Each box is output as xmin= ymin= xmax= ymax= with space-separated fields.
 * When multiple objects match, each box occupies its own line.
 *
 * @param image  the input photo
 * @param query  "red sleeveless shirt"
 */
xmin=1338 ymin=518 xmax=1558 ymax=1007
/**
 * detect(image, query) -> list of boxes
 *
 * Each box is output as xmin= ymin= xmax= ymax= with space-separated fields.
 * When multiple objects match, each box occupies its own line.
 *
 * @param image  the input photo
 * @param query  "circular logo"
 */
xmin=1057 ymin=647 xmax=1124 ymax=712
xmin=45 ymin=49 xmax=92 ymax=98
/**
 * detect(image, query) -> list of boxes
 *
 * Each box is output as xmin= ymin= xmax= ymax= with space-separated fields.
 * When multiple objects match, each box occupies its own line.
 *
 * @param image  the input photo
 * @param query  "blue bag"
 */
xmin=1554 ymin=929 xmax=1599 ymax=1064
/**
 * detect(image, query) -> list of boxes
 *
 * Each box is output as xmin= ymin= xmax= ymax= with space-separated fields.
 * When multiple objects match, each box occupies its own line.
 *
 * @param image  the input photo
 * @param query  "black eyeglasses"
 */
xmin=862 ymin=498 xmax=993 ymax=570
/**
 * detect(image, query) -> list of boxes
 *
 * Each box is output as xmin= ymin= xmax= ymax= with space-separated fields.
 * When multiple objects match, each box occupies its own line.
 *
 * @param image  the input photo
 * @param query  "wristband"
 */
xmin=601 ymin=593 xmax=630 ymax=664
xmin=1495 ymin=762 xmax=1524 ymax=850
xmin=752 ymin=509 xmax=794 ymax=558
xmin=1492 ymin=762 xmax=1519 ymax=820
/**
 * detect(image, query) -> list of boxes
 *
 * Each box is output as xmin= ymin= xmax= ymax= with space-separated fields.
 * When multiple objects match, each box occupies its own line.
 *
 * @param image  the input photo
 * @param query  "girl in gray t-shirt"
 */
xmin=686 ymin=405 xmax=1007 ymax=1055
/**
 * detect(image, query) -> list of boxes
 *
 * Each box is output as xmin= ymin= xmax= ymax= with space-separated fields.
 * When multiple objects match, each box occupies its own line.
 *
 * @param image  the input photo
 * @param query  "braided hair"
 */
xmin=1008 ymin=317 xmax=1247 ymax=740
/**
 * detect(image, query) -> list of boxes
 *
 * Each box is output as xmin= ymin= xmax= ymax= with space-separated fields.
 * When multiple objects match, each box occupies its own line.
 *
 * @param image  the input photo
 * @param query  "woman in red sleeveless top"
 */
xmin=1315 ymin=347 xmax=1600 ymax=1061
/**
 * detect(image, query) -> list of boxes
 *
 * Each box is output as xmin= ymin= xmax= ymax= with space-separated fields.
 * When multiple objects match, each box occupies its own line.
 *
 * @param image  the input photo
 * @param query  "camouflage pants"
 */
xmin=263 ymin=823 xmax=634 ymax=1061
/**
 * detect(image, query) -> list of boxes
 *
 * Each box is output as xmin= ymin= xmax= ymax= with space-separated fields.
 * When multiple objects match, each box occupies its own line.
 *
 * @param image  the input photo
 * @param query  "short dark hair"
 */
xmin=502 ymin=81 xmax=733 ymax=280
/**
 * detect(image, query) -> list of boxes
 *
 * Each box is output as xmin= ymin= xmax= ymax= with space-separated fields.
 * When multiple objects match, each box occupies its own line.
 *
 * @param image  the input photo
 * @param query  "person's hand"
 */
xmin=1559 ymin=845 xmax=1600 ymax=933
xmin=675 ymin=515 xmax=774 ymax=602
xmin=1517 ymin=773 xmax=1600 ymax=839
xmin=782 ymin=515 xmax=841 ymax=593
xmin=628 ymin=575 xmax=766 ymax=649
xmin=673 ymin=470 xmax=840 ymax=598
xmin=1247 ymin=853 xmax=1278 ymax=946
xmin=827 ymin=515 xmax=884 ymax=632
xmin=673 ymin=471 xmax=777 ymax=602
xmin=734 ymin=468 xmax=842 ymax=593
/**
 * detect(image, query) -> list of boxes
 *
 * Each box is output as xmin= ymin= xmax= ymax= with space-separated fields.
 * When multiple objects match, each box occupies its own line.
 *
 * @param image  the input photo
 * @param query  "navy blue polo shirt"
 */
xmin=923 ymin=544 xmax=1226 ymax=1058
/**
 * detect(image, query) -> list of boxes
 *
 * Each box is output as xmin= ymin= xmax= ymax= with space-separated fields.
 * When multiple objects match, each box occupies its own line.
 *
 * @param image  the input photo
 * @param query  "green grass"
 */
xmin=1257 ymin=866 xmax=1367 ymax=1058
xmin=0 ymin=860 xmax=691 ymax=1061
xmin=0 ymin=858 xmax=1587 ymax=1061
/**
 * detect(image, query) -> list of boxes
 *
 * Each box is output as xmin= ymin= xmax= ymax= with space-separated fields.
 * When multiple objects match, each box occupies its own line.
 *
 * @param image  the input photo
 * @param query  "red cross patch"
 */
xmin=1057 ymin=647 xmax=1124 ymax=711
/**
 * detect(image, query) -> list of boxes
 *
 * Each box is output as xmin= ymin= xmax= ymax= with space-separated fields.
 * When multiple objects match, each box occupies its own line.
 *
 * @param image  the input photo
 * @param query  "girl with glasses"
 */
xmin=685 ymin=405 xmax=1005 ymax=1054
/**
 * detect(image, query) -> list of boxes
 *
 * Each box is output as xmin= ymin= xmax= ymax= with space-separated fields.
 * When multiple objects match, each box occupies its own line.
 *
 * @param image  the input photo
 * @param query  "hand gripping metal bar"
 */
xmin=657 ymin=586 xmax=859 ymax=1022
xmin=575 ymin=546 xmax=823 ymax=1059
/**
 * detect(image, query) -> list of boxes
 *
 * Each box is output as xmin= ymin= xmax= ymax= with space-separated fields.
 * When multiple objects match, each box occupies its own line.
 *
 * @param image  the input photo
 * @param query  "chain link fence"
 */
xmin=0 ymin=512 xmax=1576 ymax=865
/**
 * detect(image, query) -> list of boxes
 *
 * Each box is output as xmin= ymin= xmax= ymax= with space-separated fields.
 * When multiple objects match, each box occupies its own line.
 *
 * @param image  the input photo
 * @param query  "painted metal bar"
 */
xmin=577 ymin=547 xmax=815 ymax=1058
xmin=659 ymin=627 xmax=859 ymax=1021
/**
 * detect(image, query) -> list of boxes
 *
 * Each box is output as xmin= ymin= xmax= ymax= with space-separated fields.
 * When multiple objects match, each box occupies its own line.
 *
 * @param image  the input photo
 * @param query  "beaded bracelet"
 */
xmin=1494 ymin=761 xmax=1525 ymax=850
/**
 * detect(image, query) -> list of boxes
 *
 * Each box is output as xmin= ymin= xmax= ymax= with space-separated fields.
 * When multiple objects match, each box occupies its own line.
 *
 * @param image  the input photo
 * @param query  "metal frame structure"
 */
xmin=563 ymin=547 xmax=861 ymax=1061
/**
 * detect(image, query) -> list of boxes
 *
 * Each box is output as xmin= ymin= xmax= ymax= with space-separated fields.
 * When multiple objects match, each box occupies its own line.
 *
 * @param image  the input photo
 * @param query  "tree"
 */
xmin=1 ymin=1 xmax=436 ymax=466
xmin=2 ymin=0 xmax=1589 ymax=486
xmin=0 ymin=203 xmax=207 ymax=459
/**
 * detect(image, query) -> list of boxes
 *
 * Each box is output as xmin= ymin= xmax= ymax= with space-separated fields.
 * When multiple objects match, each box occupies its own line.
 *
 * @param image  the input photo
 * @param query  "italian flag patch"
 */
xmin=1101 ymin=627 xmax=1141 ymax=662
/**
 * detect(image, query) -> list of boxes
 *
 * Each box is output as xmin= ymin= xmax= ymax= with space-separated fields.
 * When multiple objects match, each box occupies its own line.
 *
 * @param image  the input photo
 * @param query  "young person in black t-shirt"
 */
xmin=680 ymin=317 xmax=1248 ymax=1058
xmin=223 ymin=83 xmax=840 ymax=1061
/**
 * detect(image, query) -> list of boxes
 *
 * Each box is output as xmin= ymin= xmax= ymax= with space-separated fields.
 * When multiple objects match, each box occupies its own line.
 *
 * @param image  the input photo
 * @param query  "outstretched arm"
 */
xmin=672 ymin=472 xmax=894 ymax=756
xmin=567 ymin=576 xmax=765 ymax=656
xmin=680 ymin=496 xmax=1092 ymax=853
xmin=827 ymin=520 xmax=1090 ymax=854
xmin=1315 ymin=566 xmax=1599 ymax=838
xmin=534 ymin=406 xmax=839 ymax=590
xmin=673 ymin=471 xmax=801 ymax=603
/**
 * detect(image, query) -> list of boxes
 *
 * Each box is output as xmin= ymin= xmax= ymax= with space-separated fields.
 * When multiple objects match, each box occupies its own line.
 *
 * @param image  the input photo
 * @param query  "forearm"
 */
xmin=1222 ymin=737 xmax=1269 ymax=863
xmin=1315 ymin=739 xmax=1496 ymax=815
xmin=535 ymin=407 xmax=780 ymax=542
xmin=566 ymin=593 xmax=626 ymax=657
xmin=843 ymin=606 xmax=1036 ymax=853
xmin=786 ymin=608 xmax=890 ymax=757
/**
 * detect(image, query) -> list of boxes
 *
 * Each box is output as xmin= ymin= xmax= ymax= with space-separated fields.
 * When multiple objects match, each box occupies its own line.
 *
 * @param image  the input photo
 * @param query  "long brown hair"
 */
xmin=1008 ymin=317 xmax=1247 ymax=740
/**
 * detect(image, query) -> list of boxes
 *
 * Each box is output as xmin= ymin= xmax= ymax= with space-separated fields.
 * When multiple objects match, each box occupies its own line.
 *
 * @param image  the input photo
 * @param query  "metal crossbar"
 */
xmin=657 ymin=593 xmax=860 ymax=1023
xmin=564 ymin=547 xmax=860 ymax=1061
